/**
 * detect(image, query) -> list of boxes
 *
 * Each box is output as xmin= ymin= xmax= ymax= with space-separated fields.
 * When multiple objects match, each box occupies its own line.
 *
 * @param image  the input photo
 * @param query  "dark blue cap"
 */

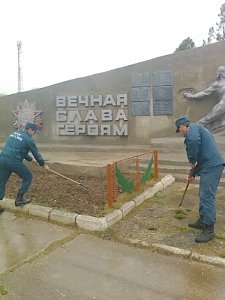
xmin=25 ymin=122 xmax=38 ymax=132
xmin=175 ymin=116 xmax=190 ymax=132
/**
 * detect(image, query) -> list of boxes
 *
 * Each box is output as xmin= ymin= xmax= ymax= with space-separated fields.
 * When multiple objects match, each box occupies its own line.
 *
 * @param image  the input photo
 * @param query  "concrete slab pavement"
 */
xmin=0 ymin=211 xmax=74 ymax=275
xmin=1 ymin=234 xmax=225 ymax=300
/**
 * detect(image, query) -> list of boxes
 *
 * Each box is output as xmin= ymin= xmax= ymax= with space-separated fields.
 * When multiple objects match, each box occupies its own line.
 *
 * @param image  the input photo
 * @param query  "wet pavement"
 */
xmin=1 ymin=233 xmax=225 ymax=299
xmin=0 ymin=211 xmax=74 ymax=274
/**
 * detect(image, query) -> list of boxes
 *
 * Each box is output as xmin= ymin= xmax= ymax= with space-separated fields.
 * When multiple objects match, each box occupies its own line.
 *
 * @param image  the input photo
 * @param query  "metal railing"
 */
xmin=107 ymin=150 xmax=158 ymax=207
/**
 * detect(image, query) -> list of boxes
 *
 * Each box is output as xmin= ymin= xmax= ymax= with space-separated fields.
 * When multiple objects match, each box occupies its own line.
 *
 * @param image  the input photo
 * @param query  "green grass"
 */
xmin=173 ymin=209 xmax=188 ymax=220
xmin=178 ymin=227 xmax=190 ymax=233
xmin=0 ymin=285 xmax=8 ymax=296
xmin=218 ymin=252 xmax=225 ymax=258
xmin=147 ymin=225 xmax=157 ymax=231
xmin=97 ymin=228 xmax=114 ymax=238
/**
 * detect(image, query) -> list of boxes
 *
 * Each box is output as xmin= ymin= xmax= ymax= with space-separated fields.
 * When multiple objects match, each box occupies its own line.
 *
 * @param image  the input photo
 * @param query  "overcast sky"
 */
xmin=0 ymin=0 xmax=224 ymax=94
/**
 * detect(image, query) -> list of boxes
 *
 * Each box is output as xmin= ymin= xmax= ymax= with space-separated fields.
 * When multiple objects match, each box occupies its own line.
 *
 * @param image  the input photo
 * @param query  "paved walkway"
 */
xmin=1 ymin=231 xmax=225 ymax=299
xmin=38 ymin=143 xmax=152 ymax=166
xmin=0 ymin=211 xmax=74 ymax=275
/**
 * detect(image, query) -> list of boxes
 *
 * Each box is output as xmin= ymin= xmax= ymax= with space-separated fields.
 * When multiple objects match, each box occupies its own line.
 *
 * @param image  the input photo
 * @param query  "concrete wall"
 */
xmin=0 ymin=41 xmax=224 ymax=145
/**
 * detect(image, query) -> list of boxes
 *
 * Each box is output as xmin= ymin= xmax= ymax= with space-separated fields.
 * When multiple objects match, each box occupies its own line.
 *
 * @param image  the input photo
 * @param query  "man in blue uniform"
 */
xmin=175 ymin=116 xmax=225 ymax=243
xmin=0 ymin=122 xmax=49 ymax=213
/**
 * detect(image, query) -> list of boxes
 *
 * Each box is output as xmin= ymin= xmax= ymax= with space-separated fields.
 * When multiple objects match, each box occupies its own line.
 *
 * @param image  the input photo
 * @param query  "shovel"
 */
xmin=48 ymin=168 xmax=86 ymax=189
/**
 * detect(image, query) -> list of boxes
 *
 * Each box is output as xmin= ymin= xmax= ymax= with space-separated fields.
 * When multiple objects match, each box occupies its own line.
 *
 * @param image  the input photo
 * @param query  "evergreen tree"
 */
xmin=174 ymin=37 xmax=195 ymax=52
xmin=203 ymin=3 xmax=225 ymax=45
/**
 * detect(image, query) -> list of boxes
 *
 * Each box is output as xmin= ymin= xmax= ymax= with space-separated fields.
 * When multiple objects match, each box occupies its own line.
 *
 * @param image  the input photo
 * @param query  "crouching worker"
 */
xmin=0 ymin=122 xmax=49 ymax=213
xmin=175 ymin=116 xmax=225 ymax=243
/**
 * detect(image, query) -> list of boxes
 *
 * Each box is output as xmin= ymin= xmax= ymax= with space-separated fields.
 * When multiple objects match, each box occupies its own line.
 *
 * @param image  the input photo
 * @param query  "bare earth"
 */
xmin=5 ymin=164 xmax=107 ymax=216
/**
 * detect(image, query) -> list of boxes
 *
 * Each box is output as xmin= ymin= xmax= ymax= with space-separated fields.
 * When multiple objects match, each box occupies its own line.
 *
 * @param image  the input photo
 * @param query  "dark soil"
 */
xmin=5 ymin=164 xmax=107 ymax=216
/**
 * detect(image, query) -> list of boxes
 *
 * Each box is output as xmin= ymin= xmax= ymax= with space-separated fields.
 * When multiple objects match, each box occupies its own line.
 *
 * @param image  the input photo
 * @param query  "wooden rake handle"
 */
xmin=48 ymin=168 xmax=86 ymax=188
xmin=178 ymin=180 xmax=189 ymax=207
xmin=178 ymin=167 xmax=196 ymax=207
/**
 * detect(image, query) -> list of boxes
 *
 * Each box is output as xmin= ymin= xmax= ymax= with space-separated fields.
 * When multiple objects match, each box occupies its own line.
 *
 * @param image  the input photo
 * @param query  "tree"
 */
xmin=203 ymin=3 xmax=225 ymax=45
xmin=174 ymin=37 xmax=196 ymax=52
xmin=216 ymin=3 xmax=225 ymax=40
xmin=202 ymin=26 xmax=215 ymax=45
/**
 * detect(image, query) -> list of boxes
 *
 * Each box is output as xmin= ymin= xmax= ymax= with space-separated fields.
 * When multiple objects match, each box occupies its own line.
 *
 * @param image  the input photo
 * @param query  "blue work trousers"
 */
xmin=0 ymin=158 xmax=32 ymax=200
xmin=199 ymin=164 xmax=224 ymax=225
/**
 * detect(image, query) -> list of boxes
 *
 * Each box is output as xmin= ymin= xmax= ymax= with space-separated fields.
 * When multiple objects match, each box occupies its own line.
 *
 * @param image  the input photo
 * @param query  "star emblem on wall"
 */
xmin=12 ymin=99 xmax=43 ymax=130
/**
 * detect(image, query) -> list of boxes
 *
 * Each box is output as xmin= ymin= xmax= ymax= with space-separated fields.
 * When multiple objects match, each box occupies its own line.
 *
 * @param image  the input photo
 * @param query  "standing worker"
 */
xmin=175 ymin=116 xmax=225 ymax=243
xmin=0 ymin=122 xmax=49 ymax=213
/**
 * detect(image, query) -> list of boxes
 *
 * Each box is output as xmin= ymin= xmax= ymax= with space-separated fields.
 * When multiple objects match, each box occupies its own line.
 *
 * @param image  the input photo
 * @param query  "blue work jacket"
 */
xmin=184 ymin=124 xmax=225 ymax=175
xmin=0 ymin=130 xmax=45 ymax=166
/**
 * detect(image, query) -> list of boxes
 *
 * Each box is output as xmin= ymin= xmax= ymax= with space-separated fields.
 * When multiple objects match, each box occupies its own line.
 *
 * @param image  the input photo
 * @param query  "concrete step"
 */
xmin=148 ymin=136 xmax=225 ymax=187
xmin=143 ymin=160 xmax=225 ymax=179
xmin=141 ymin=159 xmax=189 ymax=167
xmin=135 ymin=162 xmax=189 ymax=174
xmin=130 ymin=158 xmax=225 ymax=187
xmin=37 ymin=143 xmax=151 ymax=153
xmin=151 ymin=135 xmax=225 ymax=156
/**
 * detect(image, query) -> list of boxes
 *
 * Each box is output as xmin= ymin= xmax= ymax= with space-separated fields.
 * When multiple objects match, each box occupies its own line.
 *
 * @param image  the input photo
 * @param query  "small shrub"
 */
xmin=147 ymin=225 xmax=157 ymax=231
xmin=174 ymin=210 xmax=187 ymax=220
xmin=0 ymin=285 xmax=8 ymax=296
xmin=219 ymin=252 xmax=225 ymax=258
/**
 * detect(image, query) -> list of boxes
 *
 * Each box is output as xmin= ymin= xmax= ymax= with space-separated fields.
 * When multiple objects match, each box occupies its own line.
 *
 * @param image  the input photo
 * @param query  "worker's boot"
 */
xmin=188 ymin=216 xmax=204 ymax=229
xmin=195 ymin=224 xmax=215 ymax=243
xmin=15 ymin=192 xmax=31 ymax=207
xmin=0 ymin=205 xmax=4 ymax=213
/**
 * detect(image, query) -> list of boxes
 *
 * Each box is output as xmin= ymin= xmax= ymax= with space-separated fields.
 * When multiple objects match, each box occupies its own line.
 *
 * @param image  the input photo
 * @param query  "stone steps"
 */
xmin=147 ymin=135 xmax=225 ymax=186
xmin=136 ymin=158 xmax=225 ymax=187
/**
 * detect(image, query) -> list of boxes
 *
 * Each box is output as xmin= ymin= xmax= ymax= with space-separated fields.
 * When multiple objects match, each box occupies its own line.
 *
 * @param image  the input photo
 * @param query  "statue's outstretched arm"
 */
xmin=184 ymin=82 xmax=217 ymax=100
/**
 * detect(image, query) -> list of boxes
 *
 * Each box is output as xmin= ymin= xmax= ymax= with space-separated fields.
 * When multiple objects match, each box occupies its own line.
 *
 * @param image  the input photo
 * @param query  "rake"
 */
xmin=48 ymin=168 xmax=86 ymax=189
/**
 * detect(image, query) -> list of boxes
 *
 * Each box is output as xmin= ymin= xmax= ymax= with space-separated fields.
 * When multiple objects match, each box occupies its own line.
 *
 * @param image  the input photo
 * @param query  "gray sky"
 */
xmin=0 ymin=0 xmax=224 ymax=94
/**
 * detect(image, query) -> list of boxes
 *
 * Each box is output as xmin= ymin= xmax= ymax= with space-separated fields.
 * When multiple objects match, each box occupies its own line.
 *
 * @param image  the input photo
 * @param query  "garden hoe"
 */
xmin=178 ymin=167 xmax=196 ymax=207
xmin=48 ymin=168 xmax=86 ymax=189
xmin=178 ymin=180 xmax=189 ymax=207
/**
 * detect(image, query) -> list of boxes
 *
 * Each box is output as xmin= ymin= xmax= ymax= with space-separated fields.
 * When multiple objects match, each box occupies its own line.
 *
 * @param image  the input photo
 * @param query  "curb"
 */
xmin=152 ymin=243 xmax=225 ymax=268
xmin=126 ymin=239 xmax=225 ymax=268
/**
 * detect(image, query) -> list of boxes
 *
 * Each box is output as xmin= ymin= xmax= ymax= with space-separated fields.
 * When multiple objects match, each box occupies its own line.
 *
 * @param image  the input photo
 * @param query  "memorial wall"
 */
xmin=0 ymin=41 xmax=224 ymax=145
